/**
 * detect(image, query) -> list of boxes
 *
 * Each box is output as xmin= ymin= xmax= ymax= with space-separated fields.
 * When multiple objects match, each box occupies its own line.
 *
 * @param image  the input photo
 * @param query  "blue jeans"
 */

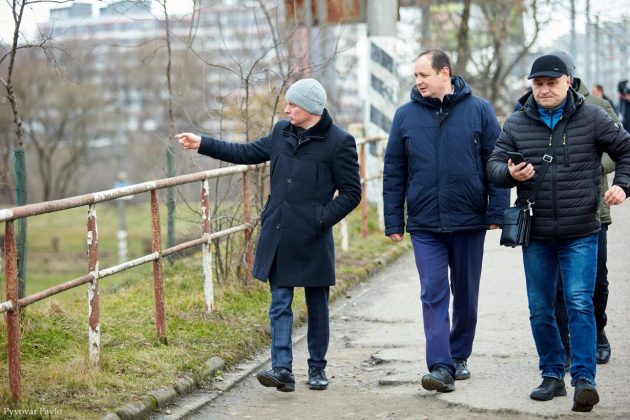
xmin=268 ymin=278 xmax=330 ymax=371
xmin=523 ymin=234 xmax=598 ymax=385
xmin=410 ymin=230 xmax=486 ymax=377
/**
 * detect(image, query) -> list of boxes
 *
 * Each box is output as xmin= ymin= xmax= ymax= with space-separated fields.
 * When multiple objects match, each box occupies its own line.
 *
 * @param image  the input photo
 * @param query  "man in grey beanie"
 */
xmin=176 ymin=78 xmax=361 ymax=392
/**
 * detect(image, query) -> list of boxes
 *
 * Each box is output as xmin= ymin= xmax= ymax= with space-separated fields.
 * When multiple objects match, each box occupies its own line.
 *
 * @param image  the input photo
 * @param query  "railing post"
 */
xmin=87 ymin=204 xmax=100 ymax=367
xmin=242 ymin=171 xmax=253 ymax=280
xmin=5 ymin=220 xmax=21 ymax=401
xmin=359 ymin=143 xmax=368 ymax=238
xmin=201 ymin=179 xmax=214 ymax=312
xmin=150 ymin=190 xmax=167 ymax=344
xmin=339 ymin=218 xmax=349 ymax=252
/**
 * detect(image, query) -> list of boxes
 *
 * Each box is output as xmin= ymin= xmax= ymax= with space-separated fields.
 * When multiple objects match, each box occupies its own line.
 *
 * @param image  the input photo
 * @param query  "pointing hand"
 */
xmin=175 ymin=133 xmax=201 ymax=150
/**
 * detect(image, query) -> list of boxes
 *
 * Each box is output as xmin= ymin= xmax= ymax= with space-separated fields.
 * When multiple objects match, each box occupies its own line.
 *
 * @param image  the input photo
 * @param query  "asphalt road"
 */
xmin=157 ymin=202 xmax=630 ymax=420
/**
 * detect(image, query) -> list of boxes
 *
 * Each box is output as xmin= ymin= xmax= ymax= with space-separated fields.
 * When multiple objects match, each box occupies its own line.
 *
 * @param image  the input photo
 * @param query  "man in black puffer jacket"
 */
xmin=488 ymin=55 xmax=630 ymax=413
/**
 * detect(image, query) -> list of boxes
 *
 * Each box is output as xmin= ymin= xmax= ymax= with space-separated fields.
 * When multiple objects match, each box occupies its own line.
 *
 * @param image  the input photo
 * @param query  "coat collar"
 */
xmin=284 ymin=108 xmax=333 ymax=140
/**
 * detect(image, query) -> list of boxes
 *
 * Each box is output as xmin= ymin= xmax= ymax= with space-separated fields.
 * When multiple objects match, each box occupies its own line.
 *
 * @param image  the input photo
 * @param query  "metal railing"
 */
xmin=0 ymin=134 xmax=387 ymax=402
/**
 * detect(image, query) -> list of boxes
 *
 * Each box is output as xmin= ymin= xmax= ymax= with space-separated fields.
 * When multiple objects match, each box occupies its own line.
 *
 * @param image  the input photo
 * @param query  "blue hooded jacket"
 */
xmin=383 ymin=76 xmax=509 ymax=234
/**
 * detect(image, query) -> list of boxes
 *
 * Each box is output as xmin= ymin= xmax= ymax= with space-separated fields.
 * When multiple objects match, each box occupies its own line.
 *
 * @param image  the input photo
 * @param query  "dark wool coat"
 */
xmin=487 ymin=89 xmax=630 ymax=240
xmin=383 ymin=76 xmax=509 ymax=235
xmin=198 ymin=110 xmax=361 ymax=287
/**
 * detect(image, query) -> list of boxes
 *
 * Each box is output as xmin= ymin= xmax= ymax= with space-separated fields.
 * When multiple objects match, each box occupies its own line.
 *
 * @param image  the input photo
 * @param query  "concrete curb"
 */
xmin=101 ymin=357 xmax=225 ymax=420
xmin=102 ymin=243 xmax=410 ymax=420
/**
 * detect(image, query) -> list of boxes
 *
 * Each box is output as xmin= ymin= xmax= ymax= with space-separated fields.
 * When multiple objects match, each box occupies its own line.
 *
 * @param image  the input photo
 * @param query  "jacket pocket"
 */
xmin=315 ymin=204 xmax=325 ymax=235
xmin=261 ymin=195 xmax=271 ymax=224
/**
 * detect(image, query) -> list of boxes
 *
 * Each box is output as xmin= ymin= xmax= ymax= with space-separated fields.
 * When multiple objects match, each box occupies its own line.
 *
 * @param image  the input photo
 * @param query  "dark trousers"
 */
xmin=556 ymin=224 xmax=609 ymax=349
xmin=410 ymin=230 xmax=486 ymax=377
xmin=268 ymin=271 xmax=330 ymax=371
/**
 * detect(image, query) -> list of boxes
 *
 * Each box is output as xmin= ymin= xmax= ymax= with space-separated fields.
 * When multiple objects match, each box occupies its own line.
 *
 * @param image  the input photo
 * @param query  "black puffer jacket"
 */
xmin=487 ymin=89 xmax=630 ymax=240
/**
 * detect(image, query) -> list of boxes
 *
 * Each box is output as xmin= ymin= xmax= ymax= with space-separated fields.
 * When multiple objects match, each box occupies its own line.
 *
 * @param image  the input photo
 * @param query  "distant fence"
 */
xmin=0 ymin=134 xmax=386 ymax=401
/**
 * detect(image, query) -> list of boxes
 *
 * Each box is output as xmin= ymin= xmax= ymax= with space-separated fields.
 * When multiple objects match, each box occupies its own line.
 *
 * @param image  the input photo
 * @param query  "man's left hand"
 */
xmin=488 ymin=224 xmax=500 ymax=230
xmin=604 ymin=185 xmax=627 ymax=205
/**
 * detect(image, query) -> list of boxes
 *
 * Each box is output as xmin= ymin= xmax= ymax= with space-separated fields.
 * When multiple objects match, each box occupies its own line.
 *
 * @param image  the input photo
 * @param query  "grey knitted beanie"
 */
xmin=547 ymin=49 xmax=576 ymax=79
xmin=285 ymin=78 xmax=327 ymax=116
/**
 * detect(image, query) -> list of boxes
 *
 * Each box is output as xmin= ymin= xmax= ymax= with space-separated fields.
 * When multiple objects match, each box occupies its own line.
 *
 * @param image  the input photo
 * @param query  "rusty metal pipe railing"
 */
xmin=0 ymin=134 xmax=385 ymax=402
xmin=87 ymin=203 xmax=100 ymax=367
xmin=0 ymin=165 xmax=255 ymax=223
xmin=0 ymin=224 xmax=254 ymax=314
xmin=4 ymin=220 xmax=21 ymax=401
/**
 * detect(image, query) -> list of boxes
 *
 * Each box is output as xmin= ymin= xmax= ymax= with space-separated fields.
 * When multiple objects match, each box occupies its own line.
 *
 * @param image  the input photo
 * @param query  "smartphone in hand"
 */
xmin=507 ymin=151 xmax=527 ymax=165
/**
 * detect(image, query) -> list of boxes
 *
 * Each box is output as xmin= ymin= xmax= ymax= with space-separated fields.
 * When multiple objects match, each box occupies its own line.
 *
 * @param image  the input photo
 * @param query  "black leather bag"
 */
xmin=500 ymin=204 xmax=532 ymax=247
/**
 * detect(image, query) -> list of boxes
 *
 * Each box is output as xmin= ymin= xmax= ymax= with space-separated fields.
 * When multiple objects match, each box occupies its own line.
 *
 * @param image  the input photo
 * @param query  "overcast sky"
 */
xmin=1 ymin=1 xmax=628 ymax=55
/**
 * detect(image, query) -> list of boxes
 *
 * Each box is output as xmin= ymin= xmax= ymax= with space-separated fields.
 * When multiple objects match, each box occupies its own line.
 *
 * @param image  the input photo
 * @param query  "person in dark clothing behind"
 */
xmin=488 ymin=55 xmax=630 ymax=413
xmin=176 ymin=78 xmax=361 ymax=392
xmin=591 ymin=83 xmax=615 ymax=109
xmin=383 ymin=49 xmax=509 ymax=393
xmin=618 ymin=80 xmax=630 ymax=131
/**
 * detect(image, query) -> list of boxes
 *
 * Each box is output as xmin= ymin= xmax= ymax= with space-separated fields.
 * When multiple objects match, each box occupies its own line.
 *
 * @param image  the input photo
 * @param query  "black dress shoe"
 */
xmin=421 ymin=366 xmax=455 ymax=393
xmin=530 ymin=377 xmax=567 ymax=401
xmin=572 ymin=379 xmax=599 ymax=412
xmin=596 ymin=329 xmax=611 ymax=364
xmin=256 ymin=367 xmax=295 ymax=392
xmin=308 ymin=367 xmax=329 ymax=390
xmin=453 ymin=358 xmax=470 ymax=380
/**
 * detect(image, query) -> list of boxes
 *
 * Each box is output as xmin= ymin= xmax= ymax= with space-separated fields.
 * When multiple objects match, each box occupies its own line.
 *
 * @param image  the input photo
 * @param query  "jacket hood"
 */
xmin=409 ymin=76 xmax=472 ymax=109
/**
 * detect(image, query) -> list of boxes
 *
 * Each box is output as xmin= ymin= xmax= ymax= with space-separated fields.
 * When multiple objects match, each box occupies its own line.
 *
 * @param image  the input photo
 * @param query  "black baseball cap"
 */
xmin=527 ymin=55 xmax=569 ymax=79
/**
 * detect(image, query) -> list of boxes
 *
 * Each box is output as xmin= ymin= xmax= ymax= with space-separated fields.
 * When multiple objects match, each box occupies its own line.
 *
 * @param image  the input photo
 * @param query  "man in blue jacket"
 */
xmin=176 ymin=78 xmax=361 ymax=392
xmin=383 ymin=49 xmax=508 ymax=393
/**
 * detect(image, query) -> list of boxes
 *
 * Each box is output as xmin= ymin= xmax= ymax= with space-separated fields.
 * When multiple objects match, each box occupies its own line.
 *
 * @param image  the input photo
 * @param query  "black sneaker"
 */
xmin=572 ymin=379 xmax=599 ymax=412
xmin=453 ymin=358 xmax=470 ymax=380
xmin=596 ymin=329 xmax=611 ymax=364
xmin=256 ymin=367 xmax=295 ymax=392
xmin=421 ymin=366 xmax=455 ymax=393
xmin=307 ymin=367 xmax=329 ymax=390
xmin=530 ymin=377 xmax=567 ymax=401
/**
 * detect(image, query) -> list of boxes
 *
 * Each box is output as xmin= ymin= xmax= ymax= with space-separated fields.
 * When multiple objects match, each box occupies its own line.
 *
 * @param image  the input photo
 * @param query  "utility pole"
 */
xmin=304 ymin=0 xmax=313 ymax=76
xmin=585 ymin=0 xmax=591 ymax=84
xmin=367 ymin=0 xmax=397 ymax=36
xmin=364 ymin=0 xmax=398 ymax=229
xmin=570 ymin=0 xmax=577 ymax=60
xmin=594 ymin=15 xmax=599 ymax=81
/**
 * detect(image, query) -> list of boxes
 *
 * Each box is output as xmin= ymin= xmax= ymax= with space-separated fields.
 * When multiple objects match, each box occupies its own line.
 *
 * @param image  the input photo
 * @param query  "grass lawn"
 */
xmin=0 ymin=204 xmax=409 ymax=418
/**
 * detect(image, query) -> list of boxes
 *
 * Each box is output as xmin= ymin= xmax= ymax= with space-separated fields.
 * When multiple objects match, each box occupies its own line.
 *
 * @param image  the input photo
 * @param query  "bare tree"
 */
xmin=14 ymin=44 xmax=109 ymax=201
xmin=0 ymin=0 xmax=73 ymax=298
xmin=417 ymin=0 xmax=555 ymax=115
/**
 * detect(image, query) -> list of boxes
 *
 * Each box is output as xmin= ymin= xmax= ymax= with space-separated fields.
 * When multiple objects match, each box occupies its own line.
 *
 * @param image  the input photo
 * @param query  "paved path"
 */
xmin=157 ymin=203 xmax=630 ymax=419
